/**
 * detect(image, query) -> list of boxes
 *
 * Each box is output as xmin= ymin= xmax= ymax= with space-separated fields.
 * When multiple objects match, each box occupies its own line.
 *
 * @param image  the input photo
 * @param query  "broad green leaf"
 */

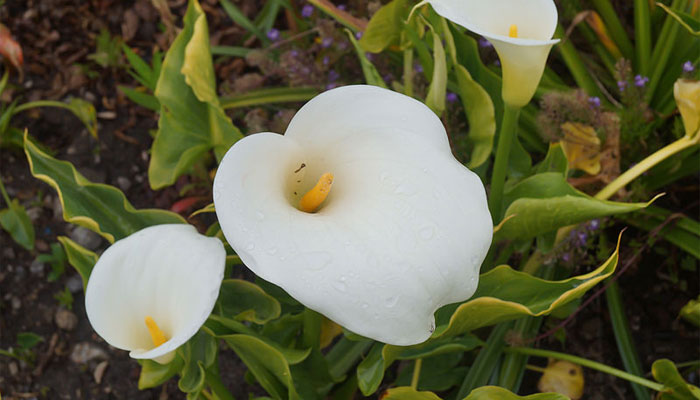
xmin=16 ymin=332 xmax=44 ymax=349
xmin=345 ymin=29 xmax=388 ymax=89
xmin=652 ymin=359 xmax=700 ymax=399
xmin=118 ymin=86 xmax=160 ymax=111
xmin=138 ymin=356 xmax=184 ymax=389
xmin=535 ymin=143 xmax=569 ymax=175
xmin=149 ymin=0 xmax=242 ymax=189
xmin=357 ymin=343 xmax=391 ymax=396
xmin=25 ymin=133 xmax=185 ymax=243
xmin=224 ymin=334 xmax=300 ymax=400
xmin=219 ymin=0 xmax=268 ymax=44
xmin=217 ymin=279 xmax=281 ymax=324
xmin=0 ymin=198 xmax=35 ymax=250
xmin=381 ymin=387 xmax=443 ymax=400
xmin=178 ymin=330 xmax=217 ymax=394
xmin=220 ymin=87 xmax=319 ymax=110
xmin=436 ymin=233 xmax=620 ymax=338
xmin=57 ymin=236 xmax=97 ymax=290
xmin=359 ymin=0 xmax=410 ymax=53
xmin=464 ymin=386 xmax=569 ymax=400
xmin=657 ymin=3 xmax=700 ymax=36
xmin=66 ymin=98 xmax=98 ymax=139
xmin=425 ymin=30 xmax=447 ymax=116
xmin=495 ymin=173 xmax=659 ymax=241
xmin=454 ymin=64 xmax=495 ymax=168
xmin=680 ymin=296 xmax=700 ymax=327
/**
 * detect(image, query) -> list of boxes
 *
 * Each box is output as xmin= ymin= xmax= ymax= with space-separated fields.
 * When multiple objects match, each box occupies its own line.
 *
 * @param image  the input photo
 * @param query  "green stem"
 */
xmin=591 ymin=0 xmax=635 ymax=60
xmin=489 ymin=103 xmax=521 ymax=221
xmin=505 ymin=347 xmax=665 ymax=392
xmin=411 ymin=358 xmax=422 ymax=390
xmin=647 ymin=0 xmax=686 ymax=102
xmin=0 ymin=176 xmax=11 ymax=205
xmin=403 ymin=48 xmax=414 ymax=98
xmin=457 ymin=322 xmax=511 ymax=398
xmin=205 ymin=369 xmax=236 ymax=400
xmin=634 ymin=0 xmax=652 ymax=75
xmin=13 ymin=100 xmax=72 ymax=114
xmin=594 ymin=134 xmax=699 ymax=201
xmin=606 ymin=281 xmax=651 ymax=400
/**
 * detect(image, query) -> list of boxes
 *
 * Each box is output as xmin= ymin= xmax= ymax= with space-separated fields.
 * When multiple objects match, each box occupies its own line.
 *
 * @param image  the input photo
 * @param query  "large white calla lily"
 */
xmin=428 ymin=0 xmax=560 ymax=107
xmin=214 ymin=85 xmax=492 ymax=346
xmin=85 ymin=224 xmax=225 ymax=364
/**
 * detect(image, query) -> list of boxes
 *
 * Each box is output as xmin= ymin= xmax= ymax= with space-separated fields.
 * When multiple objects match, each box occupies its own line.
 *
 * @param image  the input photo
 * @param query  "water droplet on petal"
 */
xmin=266 ymin=247 xmax=278 ymax=255
xmin=361 ymin=302 xmax=369 ymax=309
xmin=332 ymin=277 xmax=347 ymax=292
xmin=214 ymin=191 xmax=221 ymax=200
xmin=419 ymin=226 xmax=435 ymax=240
xmin=384 ymin=295 xmax=399 ymax=308
xmin=255 ymin=211 xmax=265 ymax=221
xmin=246 ymin=243 xmax=255 ymax=251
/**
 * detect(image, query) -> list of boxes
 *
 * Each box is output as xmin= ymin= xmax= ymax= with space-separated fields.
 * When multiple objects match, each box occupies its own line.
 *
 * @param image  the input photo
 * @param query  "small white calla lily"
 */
xmin=214 ymin=85 xmax=492 ymax=345
xmin=427 ymin=0 xmax=560 ymax=107
xmin=85 ymin=224 xmax=225 ymax=364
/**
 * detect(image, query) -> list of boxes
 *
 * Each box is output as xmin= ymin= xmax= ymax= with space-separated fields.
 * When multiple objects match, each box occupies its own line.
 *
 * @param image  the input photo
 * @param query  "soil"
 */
xmin=0 ymin=0 xmax=698 ymax=399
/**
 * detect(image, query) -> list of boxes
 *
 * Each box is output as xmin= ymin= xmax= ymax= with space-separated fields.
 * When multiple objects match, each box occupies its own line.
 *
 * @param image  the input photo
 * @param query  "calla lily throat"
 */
xmin=145 ymin=316 xmax=168 ymax=347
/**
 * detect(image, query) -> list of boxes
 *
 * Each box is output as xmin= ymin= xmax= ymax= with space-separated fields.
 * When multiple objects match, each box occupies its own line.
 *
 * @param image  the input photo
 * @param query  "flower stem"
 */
xmin=0 ymin=176 xmax=11 ymax=205
xmin=411 ymin=358 xmax=422 ymax=390
xmin=505 ymin=347 xmax=665 ymax=392
xmin=13 ymin=100 xmax=72 ymax=114
xmin=403 ymin=48 xmax=414 ymax=98
xmin=594 ymin=135 xmax=699 ymax=201
xmin=489 ymin=103 xmax=521 ymax=221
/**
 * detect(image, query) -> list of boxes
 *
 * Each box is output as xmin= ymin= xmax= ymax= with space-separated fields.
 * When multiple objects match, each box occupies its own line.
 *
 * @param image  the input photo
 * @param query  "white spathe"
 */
xmin=214 ymin=85 xmax=493 ymax=346
xmin=85 ymin=224 xmax=225 ymax=364
xmin=428 ymin=0 xmax=560 ymax=107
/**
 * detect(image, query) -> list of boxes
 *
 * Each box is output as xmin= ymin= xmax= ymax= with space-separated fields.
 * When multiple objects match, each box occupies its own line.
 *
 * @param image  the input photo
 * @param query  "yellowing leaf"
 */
xmin=674 ymin=79 xmax=700 ymax=139
xmin=319 ymin=317 xmax=343 ymax=349
xmin=586 ymin=11 xmax=622 ymax=59
xmin=537 ymin=359 xmax=584 ymax=399
xmin=559 ymin=122 xmax=601 ymax=175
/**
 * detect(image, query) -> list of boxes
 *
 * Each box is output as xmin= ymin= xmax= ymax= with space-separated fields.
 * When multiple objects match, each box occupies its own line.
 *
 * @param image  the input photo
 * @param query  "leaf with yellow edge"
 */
xmin=57 ymin=236 xmax=98 ymax=290
xmin=656 ymin=3 xmax=700 ymax=36
xmin=435 ymin=232 xmax=621 ymax=339
xmin=381 ymin=387 xmax=443 ymax=400
xmin=320 ymin=317 xmax=343 ymax=349
xmin=189 ymin=202 xmax=215 ymax=218
xmin=559 ymin=122 xmax=601 ymax=175
xmin=537 ymin=360 xmax=584 ymax=399
xmin=24 ymin=132 xmax=185 ymax=243
xmin=464 ymin=386 xmax=569 ymax=400
xmin=652 ymin=359 xmax=700 ymax=399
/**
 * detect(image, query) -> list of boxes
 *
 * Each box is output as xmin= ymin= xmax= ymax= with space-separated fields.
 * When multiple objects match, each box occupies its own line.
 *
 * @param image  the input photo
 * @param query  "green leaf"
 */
xmin=357 ymin=342 xmax=391 ymax=396
xmin=122 ymin=44 xmax=161 ymax=90
xmin=217 ymin=279 xmax=281 ymax=324
xmin=57 ymin=236 xmax=98 ymax=290
xmin=387 ymin=334 xmax=483 ymax=360
xmin=657 ymin=3 xmax=700 ymax=36
xmin=425 ymin=30 xmax=447 ymax=116
xmin=535 ymin=143 xmax=569 ymax=175
xmin=149 ymin=0 xmax=242 ymax=189
xmin=139 ymin=356 xmax=184 ymax=389
xmin=16 ymin=332 xmax=44 ymax=349
xmin=359 ymin=0 xmax=410 ymax=53
xmin=495 ymin=173 xmax=659 ymax=241
xmin=118 ymin=86 xmax=160 ymax=112
xmin=437 ymin=234 xmax=621 ymax=339
xmin=25 ymin=133 xmax=186 ymax=243
xmin=220 ymin=87 xmax=320 ymax=110
xmin=454 ymin=64 xmax=495 ymax=168
xmin=652 ymin=359 xmax=700 ymax=399
xmin=464 ymin=386 xmax=569 ymax=400
xmin=179 ymin=330 xmax=218 ymax=393
xmin=66 ymin=98 xmax=98 ymax=139
xmin=0 ymin=198 xmax=35 ymax=250
xmin=345 ymin=29 xmax=388 ymax=89
xmin=381 ymin=387 xmax=444 ymax=400
xmin=219 ymin=0 xmax=268 ymax=43
xmin=224 ymin=334 xmax=300 ymax=400
xmin=680 ymin=296 xmax=700 ymax=327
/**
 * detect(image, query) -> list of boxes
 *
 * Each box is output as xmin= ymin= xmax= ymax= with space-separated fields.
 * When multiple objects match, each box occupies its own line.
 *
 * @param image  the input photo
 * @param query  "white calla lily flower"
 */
xmin=428 ymin=0 xmax=560 ymax=107
xmin=85 ymin=224 xmax=225 ymax=364
xmin=214 ymin=85 xmax=492 ymax=346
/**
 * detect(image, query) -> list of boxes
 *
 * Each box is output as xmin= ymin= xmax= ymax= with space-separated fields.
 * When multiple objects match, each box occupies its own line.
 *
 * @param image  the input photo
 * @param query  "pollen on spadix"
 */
xmin=299 ymin=172 xmax=334 ymax=213
xmin=509 ymin=24 xmax=518 ymax=38
xmin=144 ymin=316 xmax=168 ymax=347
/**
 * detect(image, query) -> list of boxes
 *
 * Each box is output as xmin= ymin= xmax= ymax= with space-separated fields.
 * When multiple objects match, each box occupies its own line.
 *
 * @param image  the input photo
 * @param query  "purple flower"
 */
xmin=365 ymin=52 xmax=374 ymax=62
xmin=301 ymin=4 xmax=314 ymax=18
xmin=683 ymin=61 xmax=695 ymax=73
xmin=325 ymin=82 xmax=339 ymax=90
xmin=267 ymin=28 xmax=280 ymax=41
xmin=494 ymin=59 xmax=500 ymax=67
xmin=446 ymin=92 xmax=458 ymax=102
xmin=337 ymin=4 xmax=347 ymax=11
xmin=289 ymin=49 xmax=299 ymax=57
xmin=562 ymin=253 xmax=571 ymax=262
xmin=478 ymin=37 xmax=493 ymax=48
xmin=588 ymin=96 xmax=601 ymax=108
xmin=414 ymin=63 xmax=423 ymax=73
xmin=617 ymin=80 xmax=627 ymax=92
xmin=589 ymin=219 xmax=600 ymax=230
xmin=634 ymin=74 xmax=649 ymax=87
xmin=321 ymin=37 xmax=333 ymax=48
xmin=355 ymin=31 xmax=363 ymax=40
xmin=328 ymin=69 xmax=340 ymax=82
xmin=577 ymin=231 xmax=587 ymax=245
xmin=322 ymin=55 xmax=330 ymax=66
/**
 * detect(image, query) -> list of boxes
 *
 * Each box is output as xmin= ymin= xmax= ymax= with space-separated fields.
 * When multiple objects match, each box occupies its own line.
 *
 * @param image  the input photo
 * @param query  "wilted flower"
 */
xmin=85 ymin=225 xmax=225 ymax=364
xmin=674 ymin=79 xmax=700 ymax=138
xmin=426 ymin=0 xmax=560 ymax=107
xmin=214 ymin=85 xmax=493 ymax=345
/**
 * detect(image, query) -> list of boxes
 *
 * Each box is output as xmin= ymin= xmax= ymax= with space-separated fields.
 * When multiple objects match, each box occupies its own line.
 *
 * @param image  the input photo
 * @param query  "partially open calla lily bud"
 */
xmin=214 ymin=85 xmax=492 ymax=345
xmin=85 ymin=224 xmax=225 ymax=364
xmin=427 ymin=0 xmax=560 ymax=107
xmin=674 ymin=79 xmax=700 ymax=138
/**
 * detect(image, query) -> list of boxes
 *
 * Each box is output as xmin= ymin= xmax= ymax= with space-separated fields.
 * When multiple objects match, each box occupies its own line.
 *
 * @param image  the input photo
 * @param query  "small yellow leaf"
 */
xmin=560 ymin=122 xmax=602 ymax=175
xmin=319 ymin=317 xmax=343 ymax=349
xmin=537 ymin=359 xmax=584 ymax=400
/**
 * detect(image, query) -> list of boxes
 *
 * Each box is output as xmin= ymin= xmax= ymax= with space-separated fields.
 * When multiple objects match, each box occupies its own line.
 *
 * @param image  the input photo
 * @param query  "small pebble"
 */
xmin=35 ymin=239 xmax=49 ymax=252
xmin=9 ymin=361 xmax=18 ymax=376
xmin=116 ymin=176 xmax=131 ymax=191
xmin=52 ymin=196 xmax=63 ymax=219
xmin=55 ymin=308 xmax=78 ymax=331
xmin=70 ymin=342 xmax=108 ymax=364
xmin=30 ymin=259 xmax=45 ymax=275
xmin=94 ymin=361 xmax=109 ymax=384
xmin=66 ymin=275 xmax=83 ymax=293
xmin=69 ymin=226 xmax=102 ymax=250
xmin=26 ymin=207 xmax=42 ymax=223
xmin=11 ymin=296 xmax=21 ymax=310
xmin=2 ymin=247 xmax=15 ymax=260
